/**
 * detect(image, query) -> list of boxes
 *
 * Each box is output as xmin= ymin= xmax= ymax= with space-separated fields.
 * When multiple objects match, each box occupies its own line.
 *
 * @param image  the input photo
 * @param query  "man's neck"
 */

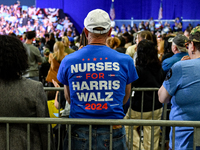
xmin=25 ymin=39 xmax=33 ymax=44
xmin=191 ymin=50 xmax=200 ymax=59
xmin=88 ymin=38 xmax=107 ymax=46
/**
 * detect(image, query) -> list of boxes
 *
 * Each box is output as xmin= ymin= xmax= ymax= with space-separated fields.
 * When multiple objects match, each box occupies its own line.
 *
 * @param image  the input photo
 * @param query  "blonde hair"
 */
xmin=106 ymin=37 xmax=121 ymax=49
xmin=53 ymin=41 xmax=65 ymax=62
xmin=62 ymin=36 xmax=69 ymax=47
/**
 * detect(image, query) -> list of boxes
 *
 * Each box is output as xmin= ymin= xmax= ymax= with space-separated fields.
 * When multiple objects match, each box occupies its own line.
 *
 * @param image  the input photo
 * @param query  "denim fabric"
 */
xmin=63 ymin=125 xmax=128 ymax=150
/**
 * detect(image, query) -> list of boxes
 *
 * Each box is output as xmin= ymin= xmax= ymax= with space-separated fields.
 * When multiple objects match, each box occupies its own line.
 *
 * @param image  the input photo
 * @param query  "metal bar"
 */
xmin=57 ymin=124 xmax=61 ymax=150
xmin=89 ymin=125 xmax=92 ymax=150
xmin=57 ymin=91 xmax=62 ymax=150
xmin=44 ymin=87 xmax=161 ymax=92
xmin=151 ymin=91 xmax=155 ymax=150
xmin=132 ymin=87 xmax=159 ymax=91
xmin=150 ymin=126 xmax=154 ymax=150
xmin=130 ymin=126 xmax=133 ymax=150
xmin=27 ymin=124 xmax=30 ymax=150
xmin=1 ymin=118 xmax=200 ymax=127
xmin=128 ymin=89 xmax=133 ymax=146
xmin=58 ymin=91 xmax=61 ymax=117
xmin=48 ymin=124 xmax=51 ymax=150
xmin=193 ymin=127 xmax=196 ymax=150
xmin=172 ymin=126 xmax=175 ymax=150
xmin=152 ymin=91 xmax=155 ymax=119
xmin=129 ymin=90 xmax=133 ymax=120
xmin=44 ymin=87 xmax=64 ymax=91
xmin=161 ymin=103 xmax=167 ymax=150
xmin=110 ymin=125 xmax=113 ymax=150
xmin=6 ymin=123 xmax=9 ymax=150
xmin=68 ymin=125 xmax=71 ymax=150
xmin=139 ymin=91 xmax=144 ymax=150
xmin=139 ymin=125 xmax=142 ymax=150
xmin=141 ymin=91 xmax=144 ymax=119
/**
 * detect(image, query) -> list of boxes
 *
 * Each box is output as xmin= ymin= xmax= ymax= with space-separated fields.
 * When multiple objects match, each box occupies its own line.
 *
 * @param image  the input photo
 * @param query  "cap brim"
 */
xmin=168 ymin=37 xmax=174 ymax=43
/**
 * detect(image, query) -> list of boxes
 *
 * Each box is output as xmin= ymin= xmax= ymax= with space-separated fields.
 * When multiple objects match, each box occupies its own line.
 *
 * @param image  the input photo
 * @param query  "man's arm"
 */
xmin=64 ymin=85 xmax=70 ymax=104
xmin=158 ymin=85 xmax=172 ymax=103
xmin=123 ymin=83 xmax=131 ymax=105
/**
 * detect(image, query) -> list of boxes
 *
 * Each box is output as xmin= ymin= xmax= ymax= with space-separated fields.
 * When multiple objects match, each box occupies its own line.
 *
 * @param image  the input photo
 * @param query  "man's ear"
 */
xmin=107 ymin=27 xmax=112 ymax=37
xmin=84 ymin=28 xmax=88 ymax=38
xmin=191 ymin=41 xmax=196 ymax=51
xmin=174 ymin=45 xmax=178 ymax=51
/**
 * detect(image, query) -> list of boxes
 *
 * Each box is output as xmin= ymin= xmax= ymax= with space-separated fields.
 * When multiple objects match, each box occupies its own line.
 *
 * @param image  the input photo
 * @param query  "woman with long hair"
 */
xmin=126 ymin=30 xmax=154 ymax=64
xmin=47 ymin=32 xmax=55 ymax=52
xmin=124 ymin=39 xmax=164 ymax=150
xmin=46 ymin=41 xmax=67 ymax=85
xmin=62 ymin=36 xmax=75 ymax=54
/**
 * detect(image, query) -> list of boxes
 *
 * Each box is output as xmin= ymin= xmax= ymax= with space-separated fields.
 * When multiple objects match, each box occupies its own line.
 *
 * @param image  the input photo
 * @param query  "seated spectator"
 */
xmin=121 ymin=24 xmax=126 ymax=33
xmin=115 ymin=26 xmax=120 ymax=34
xmin=0 ymin=35 xmax=54 ymax=150
xmin=138 ymin=21 xmax=146 ymax=31
xmin=178 ymin=22 xmax=183 ymax=32
xmin=127 ymin=24 xmax=132 ymax=33
xmin=132 ymin=24 xmax=138 ymax=33
xmin=158 ymin=26 xmax=200 ymax=150
xmin=162 ymin=34 xmax=188 ymax=74
xmin=173 ymin=22 xmax=179 ymax=33
xmin=124 ymin=39 xmax=164 ymax=150
xmin=187 ymin=23 xmax=193 ymax=31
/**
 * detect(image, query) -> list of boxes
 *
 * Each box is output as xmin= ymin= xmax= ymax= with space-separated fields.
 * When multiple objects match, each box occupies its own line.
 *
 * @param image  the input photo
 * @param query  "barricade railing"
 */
xmin=1 ymin=117 xmax=200 ymax=150
xmin=129 ymin=88 xmax=168 ymax=150
xmin=2 ymin=87 xmax=197 ymax=150
xmin=43 ymin=87 xmax=169 ymax=150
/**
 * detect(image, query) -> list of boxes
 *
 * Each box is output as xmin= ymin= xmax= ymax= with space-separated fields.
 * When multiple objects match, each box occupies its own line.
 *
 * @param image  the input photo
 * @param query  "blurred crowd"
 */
xmin=0 ymin=2 xmax=77 ymax=38
xmin=112 ymin=17 xmax=196 ymax=37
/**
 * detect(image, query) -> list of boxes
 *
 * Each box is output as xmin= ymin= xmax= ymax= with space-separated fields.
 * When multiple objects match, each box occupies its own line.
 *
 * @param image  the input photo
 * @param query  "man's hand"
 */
xmin=78 ymin=45 xmax=84 ymax=50
xmin=181 ymin=55 xmax=191 ymax=61
xmin=52 ymin=79 xmax=60 ymax=87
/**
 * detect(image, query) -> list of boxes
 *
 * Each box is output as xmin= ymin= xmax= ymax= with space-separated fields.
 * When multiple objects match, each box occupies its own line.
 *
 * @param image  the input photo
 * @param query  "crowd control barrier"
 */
xmin=1 ymin=87 xmax=199 ymax=150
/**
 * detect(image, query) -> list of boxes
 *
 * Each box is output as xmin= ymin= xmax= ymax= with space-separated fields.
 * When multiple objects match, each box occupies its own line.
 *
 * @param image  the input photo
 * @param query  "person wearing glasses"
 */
xmin=158 ymin=26 xmax=200 ymax=150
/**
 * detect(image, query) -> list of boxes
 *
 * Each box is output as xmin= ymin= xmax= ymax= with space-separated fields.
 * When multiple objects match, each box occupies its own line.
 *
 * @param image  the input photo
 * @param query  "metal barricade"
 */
xmin=127 ymin=88 xmax=168 ymax=150
xmin=43 ymin=87 xmax=169 ymax=150
xmin=1 ymin=117 xmax=200 ymax=150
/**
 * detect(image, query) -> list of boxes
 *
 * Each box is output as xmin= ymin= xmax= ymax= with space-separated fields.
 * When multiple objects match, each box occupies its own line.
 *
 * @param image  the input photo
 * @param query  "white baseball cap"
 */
xmin=84 ymin=9 xmax=111 ymax=34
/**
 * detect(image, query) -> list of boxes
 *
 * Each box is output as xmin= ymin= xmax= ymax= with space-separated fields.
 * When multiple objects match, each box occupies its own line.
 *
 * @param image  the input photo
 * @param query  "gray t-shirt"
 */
xmin=23 ymin=43 xmax=43 ymax=77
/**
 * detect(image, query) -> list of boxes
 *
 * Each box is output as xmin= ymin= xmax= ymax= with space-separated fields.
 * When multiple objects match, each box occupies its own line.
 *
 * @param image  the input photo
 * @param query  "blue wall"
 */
xmin=36 ymin=0 xmax=200 ymax=33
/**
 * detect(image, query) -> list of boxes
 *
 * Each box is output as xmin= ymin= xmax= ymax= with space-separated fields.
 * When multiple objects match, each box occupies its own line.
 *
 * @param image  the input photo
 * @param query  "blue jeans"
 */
xmin=63 ymin=125 xmax=128 ymax=150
